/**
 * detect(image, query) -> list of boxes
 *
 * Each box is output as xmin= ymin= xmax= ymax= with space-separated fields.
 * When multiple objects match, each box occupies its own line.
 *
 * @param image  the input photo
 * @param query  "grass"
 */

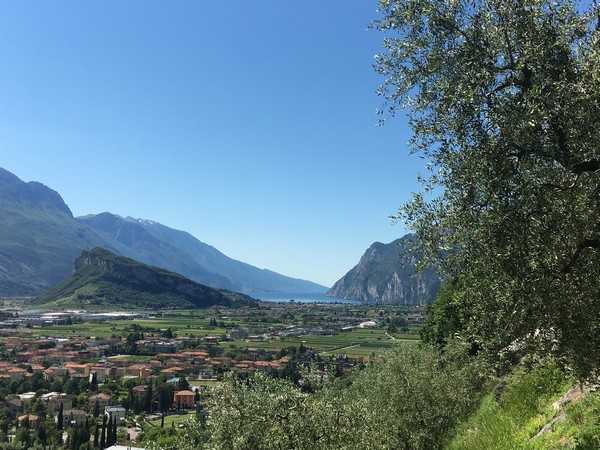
xmin=23 ymin=317 xmax=229 ymax=339
xmin=223 ymin=328 xmax=413 ymax=357
xmin=536 ymin=391 xmax=600 ymax=449
xmin=445 ymin=362 xmax=600 ymax=450
xmin=148 ymin=412 xmax=196 ymax=428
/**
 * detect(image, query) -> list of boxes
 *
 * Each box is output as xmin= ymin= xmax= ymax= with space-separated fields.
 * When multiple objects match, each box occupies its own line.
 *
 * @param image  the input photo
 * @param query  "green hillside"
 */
xmin=36 ymin=247 xmax=257 ymax=310
xmin=447 ymin=364 xmax=600 ymax=450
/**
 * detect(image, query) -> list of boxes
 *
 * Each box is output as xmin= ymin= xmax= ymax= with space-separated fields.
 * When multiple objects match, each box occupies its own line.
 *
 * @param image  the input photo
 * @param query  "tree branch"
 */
xmin=562 ymin=238 xmax=600 ymax=274
xmin=570 ymin=160 xmax=600 ymax=175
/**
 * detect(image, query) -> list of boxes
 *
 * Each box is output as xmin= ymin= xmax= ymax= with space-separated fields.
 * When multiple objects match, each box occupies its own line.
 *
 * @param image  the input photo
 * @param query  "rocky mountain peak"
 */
xmin=328 ymin=234 xmax=440 ymax=305
xmin=0 ymin=167 xmax=72 ymax=216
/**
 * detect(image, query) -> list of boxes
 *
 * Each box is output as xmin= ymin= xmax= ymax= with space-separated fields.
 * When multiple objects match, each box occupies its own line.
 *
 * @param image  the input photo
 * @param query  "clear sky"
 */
xmin=0 ymin=1 xmax=423 ymax=287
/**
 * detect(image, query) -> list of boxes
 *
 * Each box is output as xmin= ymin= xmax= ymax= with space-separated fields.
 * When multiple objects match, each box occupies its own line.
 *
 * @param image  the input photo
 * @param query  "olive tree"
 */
xmin=374 ymin=0 xmax=600 ymax=380
xmin=165 ymin=344 xmax=484 ymax=450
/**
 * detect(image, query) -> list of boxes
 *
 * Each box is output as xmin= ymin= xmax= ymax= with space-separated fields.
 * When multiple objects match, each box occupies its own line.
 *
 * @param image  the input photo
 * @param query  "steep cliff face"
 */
xmin=37 ymin=248 xmax=256 ymax=310
xmin=328 ymin=234 xmax=440 ymax=305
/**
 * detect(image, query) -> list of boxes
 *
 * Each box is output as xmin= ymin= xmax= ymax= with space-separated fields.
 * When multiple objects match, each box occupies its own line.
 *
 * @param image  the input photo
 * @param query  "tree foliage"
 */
xmin=375 ymin=0 xmax=600 ymax=379
xmin=156 ymin=343 xmax=485 ymax=450
xmin=420 ymin=281 xmax=465 ymax=348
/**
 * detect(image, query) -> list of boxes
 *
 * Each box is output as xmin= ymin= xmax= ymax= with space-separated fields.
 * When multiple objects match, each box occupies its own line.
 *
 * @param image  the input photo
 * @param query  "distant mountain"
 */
xmin=0 ymin=167 xmax=326 ymax=296
xmin=0 ymin=168 xmax=110 ymax=295
xmin=76 ymin=213 xmax=235 ymax=290
xmin=78 ymin=213 xmax=327 ymax=295
xmin=35 ymin=248 xmax=256 ymax=310
xmin=328 ymin=234 xmax=440 ymax=305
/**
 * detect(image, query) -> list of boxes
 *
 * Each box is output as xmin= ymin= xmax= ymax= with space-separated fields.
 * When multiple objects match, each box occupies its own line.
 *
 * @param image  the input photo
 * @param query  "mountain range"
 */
xmin=36 ymin=247 xmax=255 ymax=310
xmin=327 ymin=234 xmax=441 ymax=305
xmin=0 ymin=167 xmax=326 ymax=297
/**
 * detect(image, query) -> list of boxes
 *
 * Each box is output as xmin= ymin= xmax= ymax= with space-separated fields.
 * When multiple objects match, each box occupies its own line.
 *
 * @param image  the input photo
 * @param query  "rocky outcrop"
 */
xmin=79 ymin=213 xmax=328 ymax=295
xmin=328 ymin=234 xmax=440 ymax=305
xmin=37 ymin=248 xmax=256 ymax=310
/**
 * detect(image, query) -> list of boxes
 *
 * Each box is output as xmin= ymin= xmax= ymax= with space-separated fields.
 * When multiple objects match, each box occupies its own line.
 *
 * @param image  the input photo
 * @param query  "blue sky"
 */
xmin=0 ymin=1 xmax=423 ymax=287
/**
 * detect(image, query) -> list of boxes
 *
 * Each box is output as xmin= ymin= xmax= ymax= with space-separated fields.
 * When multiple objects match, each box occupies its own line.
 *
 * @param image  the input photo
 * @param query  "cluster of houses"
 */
xmin=0 ymin=333 xmax=293 ymax=425
xmin=0 ymin=333 xmax=291 ymax=382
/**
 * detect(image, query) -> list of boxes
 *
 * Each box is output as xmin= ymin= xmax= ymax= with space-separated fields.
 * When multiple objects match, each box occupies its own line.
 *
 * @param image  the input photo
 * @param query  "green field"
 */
xmin=20 ymin=307 xmax=421 ymax=358
xmin=224 ymin=328 xmax=417 ymax=357
xmin=24 ymin=316 xmax=229 ymax=339
xmin=148 ymin=412 xmax=196 ymax=428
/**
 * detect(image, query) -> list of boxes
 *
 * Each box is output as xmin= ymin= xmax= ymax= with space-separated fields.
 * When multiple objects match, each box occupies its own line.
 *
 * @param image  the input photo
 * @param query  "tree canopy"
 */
xmin=375 ymin=0 xmax=600 ymax=379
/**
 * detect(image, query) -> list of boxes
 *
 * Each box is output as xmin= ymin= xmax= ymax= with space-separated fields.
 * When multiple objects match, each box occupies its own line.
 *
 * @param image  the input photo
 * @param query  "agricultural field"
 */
xmin=15 ymin=303 xmax=423 ymax=358
xmin=223 ymin=327 xmax=417 ymax=358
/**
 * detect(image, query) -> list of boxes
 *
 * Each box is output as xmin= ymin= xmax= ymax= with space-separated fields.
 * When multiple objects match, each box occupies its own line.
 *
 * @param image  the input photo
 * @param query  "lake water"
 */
xmin=256 ymin=292 xmax=360 ymax=304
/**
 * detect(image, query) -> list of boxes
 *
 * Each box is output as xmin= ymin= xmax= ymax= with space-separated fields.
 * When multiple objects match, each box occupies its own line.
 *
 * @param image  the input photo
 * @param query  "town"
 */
xmin=0 ymin=302 xmax=423 ymax=449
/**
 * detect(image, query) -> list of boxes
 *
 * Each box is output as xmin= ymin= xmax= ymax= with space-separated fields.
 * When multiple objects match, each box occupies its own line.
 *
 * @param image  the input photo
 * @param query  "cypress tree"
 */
xmin=107 ymin=416 xmax=114 ymax=446
xmin=100 ymin=415 xmax=106 ymax=449
xmin=93 ymin=423 xmax=99 ymax=448
xmin=57 ymin=403 xmax=64 ymax=431
xmin=111 ymin=417 xmax=118 ymax=445
xmin=90 ymin=372 xmax=98 ymax=392
xmin=145 ymin=384 xmax=153 ymax=413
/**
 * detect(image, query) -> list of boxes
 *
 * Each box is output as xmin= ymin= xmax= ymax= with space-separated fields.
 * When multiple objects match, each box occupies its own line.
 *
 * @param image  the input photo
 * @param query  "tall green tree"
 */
xmin=93 ymin=422 xmax=99 ymax=449
xmin=375 ymin=0 xmax=600 ymax=380
xmin=57 ymin=403 xmax=64 ymax=432
xmin=90 ymin=373 xmax=98 ymax=393
xmin=144 ymin=384 xmax=153 ymax=413
xmin=100 ymin=415 xmax=106 ymax=450
xmin=111 ymin=417 xmax=118 ymax=446
xmin=420 ymin=281 xmax=465 ymax=348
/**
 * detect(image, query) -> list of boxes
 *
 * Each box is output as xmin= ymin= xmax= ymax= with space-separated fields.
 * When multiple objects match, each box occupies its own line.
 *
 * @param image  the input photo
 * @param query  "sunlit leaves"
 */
xmin=375 ymin=0 xmax=600 ymax=380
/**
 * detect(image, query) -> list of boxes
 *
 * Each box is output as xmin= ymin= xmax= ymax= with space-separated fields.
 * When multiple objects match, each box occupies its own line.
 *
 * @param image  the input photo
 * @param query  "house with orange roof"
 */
xmin=17 ymin=414 xmax=40 ymax=427
xmin=126 ymin=364 xmax=152 ymax=379
xmin=160 ymin=366 xmax=184 ymax=376
xmin=44 ymin=366 xmax=68 ymax=380
xmin=89 ymin=393 xmax=112 ymax=410
xmin=174 ymin=390 xmax=195 ymax=409
xmin=7 ymin=367 xmax=27 ymax=381
xmin=64 ymin=363 xmax=90 ymax=377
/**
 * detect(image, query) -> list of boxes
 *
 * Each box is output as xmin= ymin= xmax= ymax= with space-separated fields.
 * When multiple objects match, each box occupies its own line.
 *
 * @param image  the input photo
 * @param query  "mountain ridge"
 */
xmin=327 ymin=234 xmax=440 ymax=305
xmin=36 ymin=247 xmax=256 ymax=310
xmin=78 ymin=212 xmax=327 ymax=295
xmin=0 ymin=167 xmax=326 ymax=296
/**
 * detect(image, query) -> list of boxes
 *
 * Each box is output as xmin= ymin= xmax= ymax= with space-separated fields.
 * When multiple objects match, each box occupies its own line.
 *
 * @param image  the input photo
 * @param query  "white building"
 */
xmin=105 ymin=406 xmax=126 ymax=422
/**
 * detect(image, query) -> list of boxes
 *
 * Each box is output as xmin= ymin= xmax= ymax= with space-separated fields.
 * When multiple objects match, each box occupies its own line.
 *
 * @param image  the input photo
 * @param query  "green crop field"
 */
xmin=223 ymin=328 xmax=418 ymax=357
xmin=23 ymin=316 xmax=230 ymax=339
xmin=19 ymin=306 xmax=422 ymax=358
